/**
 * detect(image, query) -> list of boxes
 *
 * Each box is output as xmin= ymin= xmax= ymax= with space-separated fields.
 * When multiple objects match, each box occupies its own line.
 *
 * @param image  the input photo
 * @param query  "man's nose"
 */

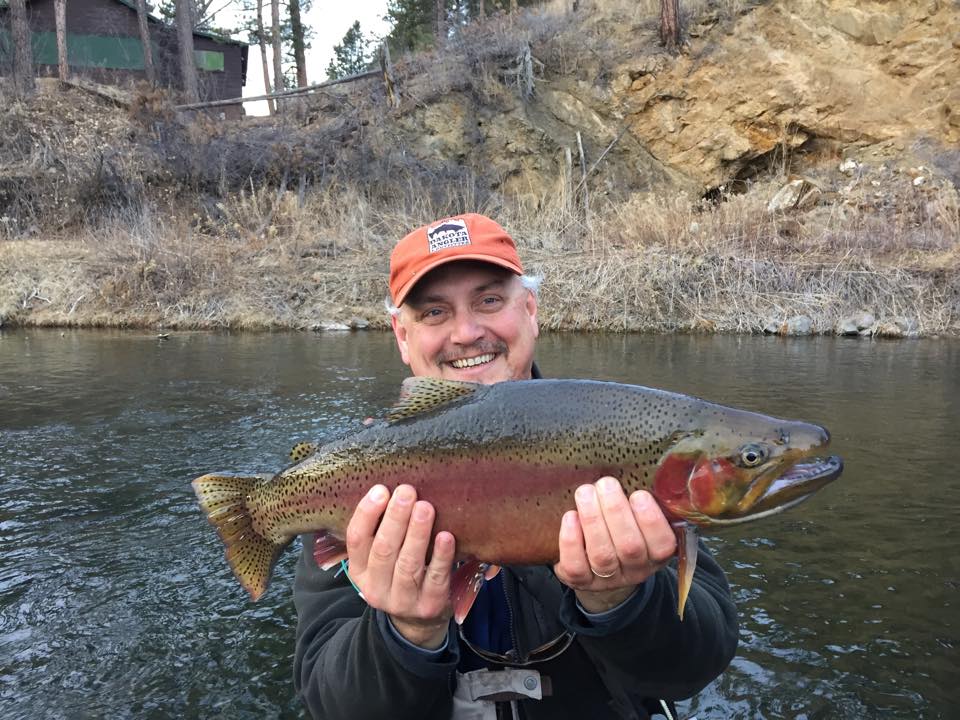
xmin=449 ymin=312 xmax=485 ymax=345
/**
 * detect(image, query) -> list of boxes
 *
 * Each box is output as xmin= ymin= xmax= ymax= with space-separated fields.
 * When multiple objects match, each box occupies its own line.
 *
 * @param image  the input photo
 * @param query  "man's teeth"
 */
xmin=450 ymin=354 xmax=495 ymax=369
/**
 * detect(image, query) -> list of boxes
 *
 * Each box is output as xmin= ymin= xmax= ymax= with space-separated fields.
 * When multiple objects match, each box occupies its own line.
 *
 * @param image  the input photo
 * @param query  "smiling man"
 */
xmin=293 ymin=214 xmax=739 ymax=720
xmin=388 ymin=215 xmax=539 ymax=385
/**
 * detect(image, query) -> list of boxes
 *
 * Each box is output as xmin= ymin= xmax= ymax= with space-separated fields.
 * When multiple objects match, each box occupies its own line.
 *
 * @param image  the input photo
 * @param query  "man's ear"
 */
xmin=391 ymin=312 xmax=412 ymax=366
xmin=525 ymin=289 xmax=540 ymax=339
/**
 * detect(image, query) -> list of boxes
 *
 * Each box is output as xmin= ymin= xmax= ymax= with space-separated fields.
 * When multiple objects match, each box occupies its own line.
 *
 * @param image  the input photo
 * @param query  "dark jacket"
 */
xmin=293 ymin=536 xmax=738 ymax=719
xmin=293 ymin=363 xmax=738 ymax=718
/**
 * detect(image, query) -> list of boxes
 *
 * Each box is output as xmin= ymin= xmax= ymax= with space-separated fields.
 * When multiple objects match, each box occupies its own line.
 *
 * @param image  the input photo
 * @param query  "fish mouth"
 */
xmin=711 ymin=455 xmax=843 ymax=526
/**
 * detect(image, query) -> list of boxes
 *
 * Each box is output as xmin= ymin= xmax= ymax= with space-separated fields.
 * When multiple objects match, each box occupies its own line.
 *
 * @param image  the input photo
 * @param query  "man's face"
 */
xmin=391 ymin=262 xmax=539 ymax=384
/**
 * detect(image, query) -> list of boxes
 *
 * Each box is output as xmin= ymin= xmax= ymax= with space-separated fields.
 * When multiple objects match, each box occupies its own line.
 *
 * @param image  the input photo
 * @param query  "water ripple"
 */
xmin=2 ymin=330 xmax=958 ymax=718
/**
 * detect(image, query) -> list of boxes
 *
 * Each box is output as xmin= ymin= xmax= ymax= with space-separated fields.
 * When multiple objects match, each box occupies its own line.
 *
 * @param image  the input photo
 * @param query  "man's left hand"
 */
xmin=553 ymin=477 xmax=677 ymax=613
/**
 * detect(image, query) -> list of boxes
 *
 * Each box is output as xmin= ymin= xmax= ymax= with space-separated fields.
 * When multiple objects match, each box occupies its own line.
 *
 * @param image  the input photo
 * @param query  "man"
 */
xmin=293 ymin=214 xmax=739 ymax=719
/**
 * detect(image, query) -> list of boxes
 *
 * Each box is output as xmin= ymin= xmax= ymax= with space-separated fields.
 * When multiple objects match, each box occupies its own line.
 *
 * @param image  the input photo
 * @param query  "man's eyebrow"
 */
xmin=410 ymin=279 xmax=508 ymax=306
xmin=470 ymin=278 xmax=508 ymax=294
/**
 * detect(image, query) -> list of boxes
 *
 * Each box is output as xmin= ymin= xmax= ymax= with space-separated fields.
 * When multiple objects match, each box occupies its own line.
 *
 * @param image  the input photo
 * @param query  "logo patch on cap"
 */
xmin=426 ymin=218 xmax=471 ymax=253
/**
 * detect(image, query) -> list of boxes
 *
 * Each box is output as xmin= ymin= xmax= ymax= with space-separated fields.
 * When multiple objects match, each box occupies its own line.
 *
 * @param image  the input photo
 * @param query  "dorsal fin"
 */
xmin=387 ymin=377 xmax=481 ymax=422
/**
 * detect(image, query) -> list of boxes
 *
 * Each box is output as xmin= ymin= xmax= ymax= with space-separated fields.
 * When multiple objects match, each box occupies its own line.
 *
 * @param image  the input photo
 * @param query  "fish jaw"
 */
xmin=743 ymin=455 xmax=843 ymax=517
xmin=652 ymin=420 xmax=842 ymax=527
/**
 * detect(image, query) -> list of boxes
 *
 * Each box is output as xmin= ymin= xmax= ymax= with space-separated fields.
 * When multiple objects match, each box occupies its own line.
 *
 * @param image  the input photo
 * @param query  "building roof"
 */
xmin=0 ymin=0 xmax=247 ymax=46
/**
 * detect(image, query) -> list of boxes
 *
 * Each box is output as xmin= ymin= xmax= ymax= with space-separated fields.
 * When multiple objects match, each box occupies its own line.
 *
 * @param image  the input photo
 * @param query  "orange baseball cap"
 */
xmin=389 ymin=213 xmax=524 ymax=306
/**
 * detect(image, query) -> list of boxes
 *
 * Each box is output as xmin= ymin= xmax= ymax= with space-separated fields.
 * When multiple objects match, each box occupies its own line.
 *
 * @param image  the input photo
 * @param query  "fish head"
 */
xmin=652 ymin=410 xmax=842 ymax=527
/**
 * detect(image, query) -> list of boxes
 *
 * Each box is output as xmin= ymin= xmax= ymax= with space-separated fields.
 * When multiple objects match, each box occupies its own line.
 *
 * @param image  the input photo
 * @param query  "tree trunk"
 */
xmin=510 ymin=0 xmax=518 ymax=13
xmin=135 ymin=0 xmax=155 ymax=84
xmin=379 ymin=42 xmax=398 ymax=109
xmin=9 ymin=0 xmax=34 ymax=97
xmin=271 ymin=0 xmax=283 ymax=110
xmin=54 ymin=0 xmax=67 ymax=82
xmin=256 ymin=0 xmax=275 ymax=113
xmin=659 ymin=0 xmax=681 ymax=54
xmin=478 ymin=0 xmax=485 ymax=18
xmin=435 ymin=0 xmax=445 ymax=41
xmin=289 ymin=0 xmax=307 ymax=88
xmin=176 ymin=0 xmax=199 ymax=102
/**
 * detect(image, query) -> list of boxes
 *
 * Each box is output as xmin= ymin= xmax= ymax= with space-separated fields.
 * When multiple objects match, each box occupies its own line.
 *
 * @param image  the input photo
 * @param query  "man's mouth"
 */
xmin=449 ymin=353 xmax=496 ymax=369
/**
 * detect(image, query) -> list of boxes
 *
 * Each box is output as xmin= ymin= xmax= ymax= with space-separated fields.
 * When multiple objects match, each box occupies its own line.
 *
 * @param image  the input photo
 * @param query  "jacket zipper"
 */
xmin=502 ymin=570 xmax=521 ymax=660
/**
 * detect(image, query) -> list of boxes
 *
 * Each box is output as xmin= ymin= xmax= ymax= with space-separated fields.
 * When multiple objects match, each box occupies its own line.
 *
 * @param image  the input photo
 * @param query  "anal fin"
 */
xmin=450 ymin=560 xmax=498 ymax=624
xmin=313 ymin=530 xmax=348 ymax=570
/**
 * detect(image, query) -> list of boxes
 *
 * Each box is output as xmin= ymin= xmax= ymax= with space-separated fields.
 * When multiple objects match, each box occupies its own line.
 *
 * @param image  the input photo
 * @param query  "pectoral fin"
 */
xmin=674 ymin=523 xmax=699 ymax=620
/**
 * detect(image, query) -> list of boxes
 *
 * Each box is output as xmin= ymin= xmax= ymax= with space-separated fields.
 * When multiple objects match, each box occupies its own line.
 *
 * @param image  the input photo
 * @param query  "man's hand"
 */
xmin=553 ymin=477 xmax=677 ymax=613
xmin=345 ymin=484 xmax=456 ymax=649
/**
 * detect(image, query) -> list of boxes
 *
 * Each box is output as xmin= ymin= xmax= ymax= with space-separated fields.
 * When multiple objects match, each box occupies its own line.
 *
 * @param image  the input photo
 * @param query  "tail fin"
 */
xmin=192 ymin=473 xmax=286 ymax=601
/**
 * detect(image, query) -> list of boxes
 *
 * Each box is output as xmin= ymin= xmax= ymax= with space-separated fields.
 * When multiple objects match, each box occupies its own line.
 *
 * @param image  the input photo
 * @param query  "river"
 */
xmin=0 ymin=329 xmax=956 ymax=719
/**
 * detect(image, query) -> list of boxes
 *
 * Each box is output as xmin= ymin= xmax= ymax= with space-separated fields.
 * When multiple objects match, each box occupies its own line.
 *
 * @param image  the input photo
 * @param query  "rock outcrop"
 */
xmin=380 ymin=0 xmax=959 ymax=203
xmin=615 ymin=0 xmax=959 ymax=193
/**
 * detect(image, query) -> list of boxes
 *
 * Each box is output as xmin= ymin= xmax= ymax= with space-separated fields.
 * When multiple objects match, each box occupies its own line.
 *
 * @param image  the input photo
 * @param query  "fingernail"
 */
xmin=576 ymin=485 xmax=595 ymax=506
xmin=367 ymin=486 xmax=387 ymax=502
xmin=630 ymin=491 xmax=650 ymax=512
xmin=394 ymin=486 xmax=414 ymax=504
xmin=598 ymin=477 xmax=619 ymax=495
xmin=413 ymin=502 xmax=431 ymax=521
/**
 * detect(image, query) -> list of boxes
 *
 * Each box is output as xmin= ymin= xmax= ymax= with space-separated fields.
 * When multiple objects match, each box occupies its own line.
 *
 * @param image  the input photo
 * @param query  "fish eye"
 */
xmin=738 ymin=443 xmax=769 ymax=467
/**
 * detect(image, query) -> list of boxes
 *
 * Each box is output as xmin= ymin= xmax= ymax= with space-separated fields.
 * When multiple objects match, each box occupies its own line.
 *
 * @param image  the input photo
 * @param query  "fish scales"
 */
xmin=192 ymin=377 xmax=842 ymax=615
xmin=254 ymin=381 xmax=693 ymax=558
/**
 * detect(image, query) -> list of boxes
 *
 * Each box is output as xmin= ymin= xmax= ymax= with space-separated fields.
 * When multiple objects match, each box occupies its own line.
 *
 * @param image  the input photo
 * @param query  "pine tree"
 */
xmin=326 ymin=21 xmax=372 ymax=80
xmin=384 ymin=0 xmax=434 ymax=53
xmin=659 ymin=0 xmax=682 ymax=54
xmin=235 ymin=0 xmax=314 ymax=92
xmin=9 ymin=0 xmax=34 ymax=97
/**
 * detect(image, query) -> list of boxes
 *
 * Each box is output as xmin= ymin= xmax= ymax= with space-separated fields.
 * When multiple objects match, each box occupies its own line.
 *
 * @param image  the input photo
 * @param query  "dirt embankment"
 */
xmin=0 ymin=0 xmax=957 ymax=336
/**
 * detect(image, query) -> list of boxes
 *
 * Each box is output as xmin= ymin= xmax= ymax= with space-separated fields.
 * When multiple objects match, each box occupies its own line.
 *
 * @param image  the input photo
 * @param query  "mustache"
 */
xmin=437 ymin=341 xmax=507 ymax=364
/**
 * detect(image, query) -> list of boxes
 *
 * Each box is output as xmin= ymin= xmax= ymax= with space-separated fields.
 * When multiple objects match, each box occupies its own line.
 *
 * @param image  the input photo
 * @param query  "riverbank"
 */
xmin=3 ymin=2 xmax=958 ymax=337
xmin=2 ymin=175 xmax=957 ymax=337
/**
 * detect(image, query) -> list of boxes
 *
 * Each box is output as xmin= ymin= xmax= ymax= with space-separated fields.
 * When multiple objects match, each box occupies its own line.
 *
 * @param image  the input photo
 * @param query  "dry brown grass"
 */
xmin=0 ymin=6 xmax=956 ymax=336
xmin=2 ymin=170 xmax=957 ymax=335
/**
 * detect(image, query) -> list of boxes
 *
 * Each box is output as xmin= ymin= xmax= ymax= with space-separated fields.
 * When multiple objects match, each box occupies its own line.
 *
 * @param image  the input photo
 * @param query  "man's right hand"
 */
xmin=344 ymin=484 xmax=456 ymax=649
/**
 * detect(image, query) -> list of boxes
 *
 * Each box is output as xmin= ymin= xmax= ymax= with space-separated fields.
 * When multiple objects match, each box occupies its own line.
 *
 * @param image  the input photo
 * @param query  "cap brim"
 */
xmin=394 ymin=253 xmax=524 ymax=306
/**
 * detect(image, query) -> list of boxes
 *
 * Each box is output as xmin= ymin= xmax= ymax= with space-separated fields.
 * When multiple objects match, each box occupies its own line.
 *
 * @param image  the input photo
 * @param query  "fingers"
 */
xmin=558 ymin=478 xmax=677 ymax=590
xmin=629 ymin=490 xmax=676 ymax=563
xmin=421 ymin=531 xmax=456 ymax=607
xmin=572 ymin=480 xmax=626 ymax=579
xmin=590 ymin=477 xmax=646 ymax=575
xmin=393 ymin=500 xmax=435 ymax=591
xmin=363 ymin=485 xmax=417 ymax=601
xmin=556 ymin=509 xmax=590 ymax=584
xmin=344 ymin=485 xmax=456 ymax=626
xmin=345 ymin=484 xmax=390 ymax=575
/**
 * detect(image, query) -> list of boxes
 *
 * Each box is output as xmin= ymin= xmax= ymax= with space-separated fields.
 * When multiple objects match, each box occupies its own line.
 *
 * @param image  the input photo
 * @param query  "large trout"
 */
xmin=192 ymin=377 xmax=842 ymax=620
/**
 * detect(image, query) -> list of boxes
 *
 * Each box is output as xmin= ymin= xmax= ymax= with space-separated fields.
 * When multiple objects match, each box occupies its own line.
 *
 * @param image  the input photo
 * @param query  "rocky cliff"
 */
xmin=374 ymin=0 xmax=959 ymax=206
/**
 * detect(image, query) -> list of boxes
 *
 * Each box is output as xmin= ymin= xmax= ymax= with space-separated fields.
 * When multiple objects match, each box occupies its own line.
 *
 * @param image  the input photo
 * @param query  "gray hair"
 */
xmin=384 ymin=273 xmax=542 ymax=317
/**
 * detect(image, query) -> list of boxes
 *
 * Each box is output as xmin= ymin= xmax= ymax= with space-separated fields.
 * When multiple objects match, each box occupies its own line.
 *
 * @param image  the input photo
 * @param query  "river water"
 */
xmin=0 ymin=329 xmax=956 ymax=719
